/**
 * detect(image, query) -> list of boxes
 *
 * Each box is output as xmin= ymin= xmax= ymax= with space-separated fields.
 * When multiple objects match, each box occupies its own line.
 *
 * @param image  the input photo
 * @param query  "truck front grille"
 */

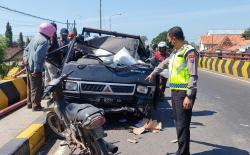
xmin=80 ymin=81 xmax=135 ymax=95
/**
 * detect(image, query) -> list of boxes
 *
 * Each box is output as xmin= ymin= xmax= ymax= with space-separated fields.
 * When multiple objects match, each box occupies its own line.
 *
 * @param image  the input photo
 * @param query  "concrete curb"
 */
xmin=0 ymin=114 xmax=50 ymax=155
xmin=199 ymin=57 xmax=250 ymax=79
xmin=0 ymin=77 xmax=27 ymax=112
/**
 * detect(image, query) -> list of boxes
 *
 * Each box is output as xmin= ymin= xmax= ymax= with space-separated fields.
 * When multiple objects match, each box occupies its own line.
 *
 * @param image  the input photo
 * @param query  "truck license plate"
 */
xmin=103 ymin=98 xmax=113 ymax=103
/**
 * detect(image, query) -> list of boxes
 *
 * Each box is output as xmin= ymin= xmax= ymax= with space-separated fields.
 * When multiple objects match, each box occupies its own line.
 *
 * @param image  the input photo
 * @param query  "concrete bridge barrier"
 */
xmin=199 ymin=57 xmax=250 ymax=80
xmin=0 ymin=77 xmax=27 ymax=111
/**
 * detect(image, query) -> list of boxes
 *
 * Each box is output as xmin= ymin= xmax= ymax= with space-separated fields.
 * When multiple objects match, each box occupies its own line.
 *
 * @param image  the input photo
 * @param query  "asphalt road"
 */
xmin=38 ymin=70 xmax=250 ymax=155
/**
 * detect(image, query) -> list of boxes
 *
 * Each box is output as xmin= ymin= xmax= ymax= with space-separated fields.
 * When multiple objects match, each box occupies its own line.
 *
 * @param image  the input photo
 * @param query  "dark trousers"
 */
xmin=171 ymin=90 xmax=196 ymax=155
xmin=29 ymin=72 xmax=43 ymax=108
xmin=160 ymin=76 xmax=167 ymax=97
xmin=26 ymin=68 xmax=32 ymax=107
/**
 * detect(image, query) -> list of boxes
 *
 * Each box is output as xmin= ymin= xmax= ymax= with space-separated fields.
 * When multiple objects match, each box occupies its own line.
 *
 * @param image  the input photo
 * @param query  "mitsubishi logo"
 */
xmin=103 ymin=85 xmax=113 ymax=93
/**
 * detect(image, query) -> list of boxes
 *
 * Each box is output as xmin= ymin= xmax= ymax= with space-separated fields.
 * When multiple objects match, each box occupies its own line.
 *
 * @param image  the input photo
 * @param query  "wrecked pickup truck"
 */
xmin=61 ymin=27 xmax=160 ymax=117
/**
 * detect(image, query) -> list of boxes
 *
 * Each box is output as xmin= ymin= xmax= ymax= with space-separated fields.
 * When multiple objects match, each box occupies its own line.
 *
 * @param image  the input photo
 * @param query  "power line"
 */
xmin=0 ymin=4 xmax=72 ymax=25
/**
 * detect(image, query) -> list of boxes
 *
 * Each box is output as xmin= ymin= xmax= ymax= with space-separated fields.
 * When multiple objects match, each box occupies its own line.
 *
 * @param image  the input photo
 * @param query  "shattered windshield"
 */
xmin=70 ymin=36 xmax=149 ymax=68
xmin=86 ymin=36 xmax=140 ymax=56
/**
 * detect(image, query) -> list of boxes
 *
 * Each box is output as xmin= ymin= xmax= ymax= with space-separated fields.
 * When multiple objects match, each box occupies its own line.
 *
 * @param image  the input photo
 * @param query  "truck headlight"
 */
xmin=137 ymin=85 xmax=148 ymax=94
xmin=65 ymin=82 xmax=78 ymax=91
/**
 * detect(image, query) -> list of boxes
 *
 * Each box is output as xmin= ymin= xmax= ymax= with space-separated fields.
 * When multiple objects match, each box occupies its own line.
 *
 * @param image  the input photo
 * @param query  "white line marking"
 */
xmin=240 ymin=124 xmax=249 ymax=127
xmin=200 ymin=69 xmax=250 ymax=84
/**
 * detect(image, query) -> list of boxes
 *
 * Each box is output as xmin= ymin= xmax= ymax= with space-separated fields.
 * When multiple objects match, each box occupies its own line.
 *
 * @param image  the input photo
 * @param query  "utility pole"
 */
xmin=100 ymin=0 xmax=102 ymax=30
xmin=109 ymin=13 xmax=122 ymax=31
xmin=109 ymin=16 xmax=111 ymax=31
xmin=67 ymin=20 xmax=69 ymax=29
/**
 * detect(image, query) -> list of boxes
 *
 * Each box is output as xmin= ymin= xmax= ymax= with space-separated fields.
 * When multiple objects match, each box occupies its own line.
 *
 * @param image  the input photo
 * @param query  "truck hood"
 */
xmin=62 ymin=61 xmax=154 ymax=85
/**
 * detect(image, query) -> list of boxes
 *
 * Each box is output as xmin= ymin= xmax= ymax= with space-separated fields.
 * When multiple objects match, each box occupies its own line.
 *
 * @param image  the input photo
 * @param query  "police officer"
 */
xmin=146 ymin=26 xmax=198 ymax=155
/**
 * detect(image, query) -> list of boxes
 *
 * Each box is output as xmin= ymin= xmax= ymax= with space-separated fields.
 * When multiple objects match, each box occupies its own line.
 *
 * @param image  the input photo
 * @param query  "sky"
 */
xmin=0 ymin=0 xmax=250 ymax=44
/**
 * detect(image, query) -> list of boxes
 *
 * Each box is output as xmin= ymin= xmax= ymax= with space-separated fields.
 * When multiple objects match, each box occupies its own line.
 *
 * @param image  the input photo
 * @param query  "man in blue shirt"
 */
xmin=23 ymin=22 xmax=56 ymax=111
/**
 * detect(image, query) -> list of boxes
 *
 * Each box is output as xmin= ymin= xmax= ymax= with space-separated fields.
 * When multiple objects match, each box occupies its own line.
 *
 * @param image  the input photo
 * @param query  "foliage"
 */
xmin=0 ymin=36 xmax=6 ymax=64
xmin=25 ymin=37 xmax=31 ymax=46
xmin=0 ymin=36 xmax=7 ymax=79
xmin=242 ymin=28 xmax=250 ymax=40
xmin=5 ymin=22 xmax=13 ymax=47
xmin=151 ymin=31 xmax=168 ymax=46
xmin=18 ymin=32 xmax=25 ymax=48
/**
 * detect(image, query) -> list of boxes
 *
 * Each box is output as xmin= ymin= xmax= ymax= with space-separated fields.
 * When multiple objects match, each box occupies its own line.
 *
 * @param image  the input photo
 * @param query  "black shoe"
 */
xmin=27 ymin=104 xmax=32 ymax=109
xmin=32 ymin=106 xmax=44 ymax=111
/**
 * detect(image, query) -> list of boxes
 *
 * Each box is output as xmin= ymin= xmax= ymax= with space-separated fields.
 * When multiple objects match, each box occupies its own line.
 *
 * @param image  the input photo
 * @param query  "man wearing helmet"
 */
xmin=58 ymin=28 xmax=69 ymax=59
xmin=149 ymin=41 xmax=171 ymax=98
xmin=23 ymin=22 xmax=56 ymax=111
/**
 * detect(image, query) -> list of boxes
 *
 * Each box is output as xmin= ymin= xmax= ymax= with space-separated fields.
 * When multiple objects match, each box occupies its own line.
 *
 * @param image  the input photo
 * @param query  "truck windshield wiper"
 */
xmin=131 ymin=63 xmax=151 ymax=68
xmin=85 ymin=54 xmax=117 ymax=72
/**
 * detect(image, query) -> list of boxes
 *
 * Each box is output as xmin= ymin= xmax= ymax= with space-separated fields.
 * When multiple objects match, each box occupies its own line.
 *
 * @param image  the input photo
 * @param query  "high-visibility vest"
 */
xmin=169 ymin=44 xmax=195 ymax=90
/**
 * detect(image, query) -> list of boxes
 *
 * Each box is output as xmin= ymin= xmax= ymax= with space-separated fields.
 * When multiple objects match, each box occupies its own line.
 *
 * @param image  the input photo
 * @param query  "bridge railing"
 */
xmin=200 ymin=51 xmax=250 ymax=61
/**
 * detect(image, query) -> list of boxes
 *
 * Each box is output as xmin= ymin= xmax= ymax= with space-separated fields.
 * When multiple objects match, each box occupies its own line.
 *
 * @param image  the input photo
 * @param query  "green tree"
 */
xmin=5 ymin=22 xmax=13 ymax=47
xmin=25 ymin=37 xmax=30 ymax=46
xmin=73 ymin=27 xmax=77 ymax=35
xmin=0 ymin=36 xmax=7 ymax=79
xmin=151 ymin=31 xmax=168 ymax=46
xmin=18 ymin=32 xmax=25 ymax=48
xmin=0 ymin=36 xmax=6 ymax=63
xmin=242 ymin=28 xmax=250 ymax=40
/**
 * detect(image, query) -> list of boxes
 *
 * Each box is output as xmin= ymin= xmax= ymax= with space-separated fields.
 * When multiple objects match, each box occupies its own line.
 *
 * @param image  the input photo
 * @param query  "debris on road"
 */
xmin=127 ymin=139 xmax=138 ymax=144
xmin=132 ymin=118 xmax=162 ymax=135
xmin=133 ymin=127 xmax=145 ymax=135
xmin=170 ymin=139 xmax=178 ymax=143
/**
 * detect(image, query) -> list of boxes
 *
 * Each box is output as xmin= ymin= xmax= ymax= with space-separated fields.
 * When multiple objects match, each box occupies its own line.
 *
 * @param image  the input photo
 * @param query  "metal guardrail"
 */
xmin=200 ymin=51 xmax=250 ymax=61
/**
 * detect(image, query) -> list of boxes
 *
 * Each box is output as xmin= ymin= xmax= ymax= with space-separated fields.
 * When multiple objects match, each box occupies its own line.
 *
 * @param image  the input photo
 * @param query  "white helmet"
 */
xmin=158 ymin=41 xmax=167 ymax=48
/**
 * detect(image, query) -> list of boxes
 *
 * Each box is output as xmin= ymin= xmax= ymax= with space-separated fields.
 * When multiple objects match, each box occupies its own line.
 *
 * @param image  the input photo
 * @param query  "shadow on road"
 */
xmin=104 ymin=113 xmax=139 ymax=130
xmin=192 ymin=110 xmax=216 ymax=117
xmin=190 ymin=121 xmax=205 ymax=126
xmin=191 ymin=140 xmax=250 ymax=155
xmin=104 ymin=97 xmax=212 ymax=131
xmin=104 ymin=97 xmax=175 ymax=130
xmin=37 ymin=138 xmax=57 ymax=155
xmin=166 ymin=140 xmax=249 ymax=155
xmin=151 ymin=97 xmax=174 ymax=129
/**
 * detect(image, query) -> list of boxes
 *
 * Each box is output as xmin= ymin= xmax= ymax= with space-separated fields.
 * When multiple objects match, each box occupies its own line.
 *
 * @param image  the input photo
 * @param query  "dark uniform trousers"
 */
xmin=171 ymin=90 xmax=196 ymax=155
xmin=160 ymin=76 xmax=167 ymax=97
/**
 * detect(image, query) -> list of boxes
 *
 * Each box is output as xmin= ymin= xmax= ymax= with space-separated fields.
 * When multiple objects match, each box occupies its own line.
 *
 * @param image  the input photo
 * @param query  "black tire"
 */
xmin=84 ymin=131 xmax=110 ymax=155
xmin=86 ymin=138 xmax=109 ymax=155
xmin=46 ymin=111 xmax=66 ymax=140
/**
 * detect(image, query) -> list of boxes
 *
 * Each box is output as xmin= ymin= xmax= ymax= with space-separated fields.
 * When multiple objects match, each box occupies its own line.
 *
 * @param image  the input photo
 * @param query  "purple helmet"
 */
xmin=39 ymin=22 xmax=56 ymax=38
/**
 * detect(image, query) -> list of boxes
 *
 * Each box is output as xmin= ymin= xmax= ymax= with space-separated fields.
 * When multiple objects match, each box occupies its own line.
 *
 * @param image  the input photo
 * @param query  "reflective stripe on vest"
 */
xmin=169 ymin=44 xmax=194 ymax=90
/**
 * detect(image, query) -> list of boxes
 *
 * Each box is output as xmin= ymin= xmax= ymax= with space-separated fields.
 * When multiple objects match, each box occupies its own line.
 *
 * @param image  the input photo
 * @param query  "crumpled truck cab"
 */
xmin=61 ymin=27 xmax=160 ymax=117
